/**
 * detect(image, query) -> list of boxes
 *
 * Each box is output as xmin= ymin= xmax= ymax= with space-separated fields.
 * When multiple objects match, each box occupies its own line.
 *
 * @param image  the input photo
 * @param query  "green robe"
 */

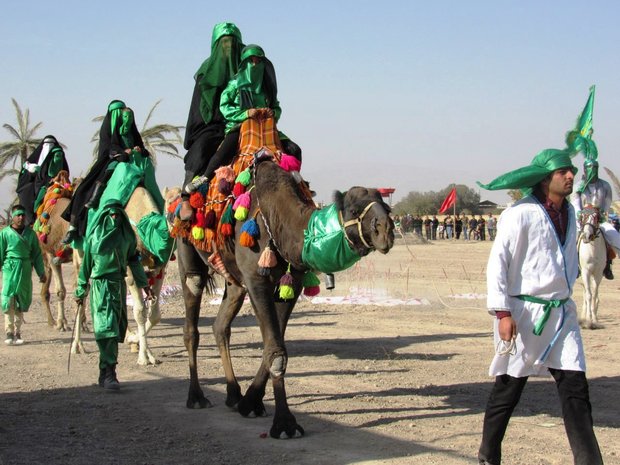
xmin=75 ymin=207 xmax=148 ymax=341
xmin=0 ymin=226 xmax=45 ymax=312
xmin=220 ymin=75 xmax=282 ymax=134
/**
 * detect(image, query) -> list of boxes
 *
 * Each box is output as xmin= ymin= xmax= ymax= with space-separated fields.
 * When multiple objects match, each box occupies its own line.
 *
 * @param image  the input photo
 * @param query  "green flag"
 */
xmin=566 ymin=85 xmax=597 ymax=160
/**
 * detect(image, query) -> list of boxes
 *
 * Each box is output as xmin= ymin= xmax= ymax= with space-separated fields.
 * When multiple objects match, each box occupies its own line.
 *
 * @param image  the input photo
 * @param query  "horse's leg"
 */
xmin=242 ymin=280 xmax=304 ymax=438
xmin=212 ymin=282 xmax=247 ymax=409
xmin=591 ymin=274 xmax=602 ymax=328
xmin=145 ymin=267 xmax=164 ymax=334
xmin=125 ymin=270 xmax=156 ymax=366
xmin=40 ymin=253 xmax=55 ymax=327
xmin=49 ymin=260 xmax=69 ymax=331
xmin=179 ymin=241 xmax=212 ymax=409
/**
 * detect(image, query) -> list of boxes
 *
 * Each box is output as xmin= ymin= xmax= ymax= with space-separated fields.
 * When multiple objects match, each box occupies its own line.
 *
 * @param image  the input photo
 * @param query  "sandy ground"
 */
xmin=0 ymin=236 xmax=618 ymax=465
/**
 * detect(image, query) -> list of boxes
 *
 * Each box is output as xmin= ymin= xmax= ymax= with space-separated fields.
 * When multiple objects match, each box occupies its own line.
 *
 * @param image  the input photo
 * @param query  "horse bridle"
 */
xmin=339 ymin=201 xmax=378 ymax=250
xmin=580 ymin=206 xmax=601 ymax=239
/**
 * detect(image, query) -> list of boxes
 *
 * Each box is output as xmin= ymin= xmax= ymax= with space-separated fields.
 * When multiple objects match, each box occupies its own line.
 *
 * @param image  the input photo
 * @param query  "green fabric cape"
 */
xmin=302 ymin=204 xmax=361 ymax=273
xmin=477 ymin=148 xmax=578 ymax=195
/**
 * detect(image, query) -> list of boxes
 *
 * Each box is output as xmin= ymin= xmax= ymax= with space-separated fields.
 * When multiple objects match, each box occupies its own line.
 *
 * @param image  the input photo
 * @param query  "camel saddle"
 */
xmin=171 ymin=116 xmax=283 ymax=253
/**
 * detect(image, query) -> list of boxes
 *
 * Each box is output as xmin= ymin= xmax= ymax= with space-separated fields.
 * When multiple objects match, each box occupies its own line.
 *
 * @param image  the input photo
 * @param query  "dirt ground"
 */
xmin=1 ymin=236 xmax=618 ymax=465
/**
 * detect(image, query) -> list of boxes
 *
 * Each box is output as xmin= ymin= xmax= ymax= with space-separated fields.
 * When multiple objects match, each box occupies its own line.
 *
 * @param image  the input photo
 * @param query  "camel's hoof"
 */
xmin=186 ymin=397 xmax=213 ymax=409
xmin=270 ymin=423 xmax=304 ymax=439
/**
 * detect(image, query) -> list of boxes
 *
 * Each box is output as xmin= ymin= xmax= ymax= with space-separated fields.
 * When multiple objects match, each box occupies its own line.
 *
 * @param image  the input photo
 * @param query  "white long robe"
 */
xmin=486 ymin=196 xmax=585 ymax=377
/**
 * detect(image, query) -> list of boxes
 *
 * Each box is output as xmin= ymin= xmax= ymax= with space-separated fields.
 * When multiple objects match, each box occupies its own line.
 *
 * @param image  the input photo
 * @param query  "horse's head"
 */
xmin=579 ymin=206 xmax=601 ymax=243
xmin=334 ymin=187 xmax=394 ymax=256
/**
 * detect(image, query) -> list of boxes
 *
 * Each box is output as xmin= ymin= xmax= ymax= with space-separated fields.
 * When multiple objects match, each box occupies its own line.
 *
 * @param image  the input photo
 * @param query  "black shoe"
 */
xmin=84 ymin=182 xmax=106 ymax=209
xmin=61 ymin=229 xmax=78 ymax=245
xmin=98 ymin=368 xmax=106 ymax=387
xmin=103 ymin=366 xmax=120 ymax=391
xmin=604 ymin=262 xmax=614 ymax=280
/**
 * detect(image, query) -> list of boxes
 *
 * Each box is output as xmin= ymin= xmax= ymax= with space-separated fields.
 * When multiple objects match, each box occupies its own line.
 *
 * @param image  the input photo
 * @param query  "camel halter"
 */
xmin=340 ymin=201 xmax=377 ymax=250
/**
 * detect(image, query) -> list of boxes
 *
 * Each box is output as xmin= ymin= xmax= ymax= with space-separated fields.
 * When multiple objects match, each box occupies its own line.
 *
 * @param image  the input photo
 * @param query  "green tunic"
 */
xmin=75 ymin=205 xmax=148 ymax=341
xmin=0 ymin=226 xmax=45 ymax=312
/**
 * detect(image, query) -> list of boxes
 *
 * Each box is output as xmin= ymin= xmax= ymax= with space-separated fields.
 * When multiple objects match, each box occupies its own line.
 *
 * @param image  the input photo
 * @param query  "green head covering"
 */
xmin=210 ymin=22 xmax=242 ymax=50
xmin=577 ymin=159 xmax=599 ymax=193
xmin=237 ymin=44 xmax=266 ymax=100
xmin=477 ymin=148 xmax=578 ymax=196
xmin=108 ymin=100 xmax=126 ymax=135
xmin=88 ymin=200 xmax=133 ymax=254
xmin=195 ymin=22 xmax=244 ymax=125
xmin=11 ymin=209 xmax=26 ymax=218
xmin=47 ymin=146 xmax=65 ymax=177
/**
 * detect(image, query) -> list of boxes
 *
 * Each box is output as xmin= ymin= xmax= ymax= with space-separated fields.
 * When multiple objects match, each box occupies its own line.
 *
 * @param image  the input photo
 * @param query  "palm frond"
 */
xmin=603 ymin=167 xmax=620 ymax=199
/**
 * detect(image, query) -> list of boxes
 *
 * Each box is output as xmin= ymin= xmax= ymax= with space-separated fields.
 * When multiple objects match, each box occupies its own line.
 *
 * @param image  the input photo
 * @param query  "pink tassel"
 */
xmin=279 ymin=153 xmax=302 ymax=172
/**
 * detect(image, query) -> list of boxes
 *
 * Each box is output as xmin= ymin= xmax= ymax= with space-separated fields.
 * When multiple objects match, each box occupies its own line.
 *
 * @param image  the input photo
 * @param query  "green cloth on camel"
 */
xmin=302 ymin=203 xmax=361 ymax=273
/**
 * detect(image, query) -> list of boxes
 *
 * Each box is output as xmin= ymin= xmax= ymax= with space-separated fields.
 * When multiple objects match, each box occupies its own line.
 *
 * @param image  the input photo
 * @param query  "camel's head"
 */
xmin=335 ymin=187 xmax=394 ymax=256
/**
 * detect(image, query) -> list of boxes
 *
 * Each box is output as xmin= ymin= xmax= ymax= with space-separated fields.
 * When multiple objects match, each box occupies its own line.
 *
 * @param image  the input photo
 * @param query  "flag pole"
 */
xmin=452 ymin=184 xmax=456 ymax=240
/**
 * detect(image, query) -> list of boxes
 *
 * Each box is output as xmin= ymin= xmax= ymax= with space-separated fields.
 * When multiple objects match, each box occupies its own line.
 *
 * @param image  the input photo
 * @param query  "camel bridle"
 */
xmin=340 ymin=201 xmax=378 ymax=251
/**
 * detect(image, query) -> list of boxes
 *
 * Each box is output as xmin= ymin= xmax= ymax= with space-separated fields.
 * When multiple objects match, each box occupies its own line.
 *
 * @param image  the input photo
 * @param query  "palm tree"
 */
xmin=0 ymin=99 xmax=44 ymax=185
xmin=91 ymin=99 xmax=184 ymax=165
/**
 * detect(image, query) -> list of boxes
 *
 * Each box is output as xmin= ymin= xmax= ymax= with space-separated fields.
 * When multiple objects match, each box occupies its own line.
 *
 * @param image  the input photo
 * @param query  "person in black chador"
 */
xmin=16 ymin=135 xmax=69 ymax=226
xmin=183 ymin=44 xmax=303 ymax=210
xmin=178 ymin=22 xmax=245 ymax=221
xmin=61 ymin=100 xmax=149 ymax=244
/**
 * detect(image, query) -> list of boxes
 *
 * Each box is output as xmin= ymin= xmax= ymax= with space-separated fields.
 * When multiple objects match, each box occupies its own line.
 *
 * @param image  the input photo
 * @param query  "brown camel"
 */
xmin=177 ymin=156 xmax=394 ymax=438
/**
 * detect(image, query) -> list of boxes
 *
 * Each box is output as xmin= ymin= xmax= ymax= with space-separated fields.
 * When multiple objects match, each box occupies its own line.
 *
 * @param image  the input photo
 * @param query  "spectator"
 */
xmin=487 ymin=214 xmax=497 ymax=241
xmin=431 ymin=215 xmax=439 ymax=240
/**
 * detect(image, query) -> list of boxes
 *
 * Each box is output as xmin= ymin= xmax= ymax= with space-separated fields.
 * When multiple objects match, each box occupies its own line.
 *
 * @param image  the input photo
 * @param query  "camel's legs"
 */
xmin=178 ymin=240 xmax=213 ymax=409
xmin=40 ymin=254 xmax=55 ymax=327
xmin=50 ymin=260 xmax=68 ymax=331
xmin=241 ymin=277 xmax=304 ymax=438
xmin=212 ymin=282 xmax=247 ymax=408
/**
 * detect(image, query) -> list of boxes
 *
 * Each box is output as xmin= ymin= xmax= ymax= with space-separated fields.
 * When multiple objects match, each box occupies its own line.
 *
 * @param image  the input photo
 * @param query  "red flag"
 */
xmin=439 ymin=188 xmax=456 ymax=213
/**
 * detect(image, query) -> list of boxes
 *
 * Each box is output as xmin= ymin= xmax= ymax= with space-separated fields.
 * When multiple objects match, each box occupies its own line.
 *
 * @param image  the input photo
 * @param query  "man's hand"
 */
xmin=143 ymin=286 xmax=154 ymax=300
xmin=247 ymin=108 xmax=259 ymax=118
xmin=263 ymin=108 xmax=274 ymax=118
xmin=39 ymin=274 xmax=47 ymax=283
xmin=498 ymin=316 xmax=516 ymax=341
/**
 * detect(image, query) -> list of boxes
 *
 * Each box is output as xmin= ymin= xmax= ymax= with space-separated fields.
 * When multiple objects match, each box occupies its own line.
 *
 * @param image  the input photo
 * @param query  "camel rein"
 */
xmin=340 ymin=201 xmax=377 ymax=250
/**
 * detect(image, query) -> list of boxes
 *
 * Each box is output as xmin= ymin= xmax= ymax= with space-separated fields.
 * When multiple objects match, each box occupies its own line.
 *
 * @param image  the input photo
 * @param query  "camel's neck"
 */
xmin=256 ymin=189 xmax=316 ymax=269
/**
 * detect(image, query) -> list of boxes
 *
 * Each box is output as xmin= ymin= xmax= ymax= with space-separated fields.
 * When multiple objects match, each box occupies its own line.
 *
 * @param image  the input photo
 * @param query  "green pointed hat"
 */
xmin=477 ymin=148 xmax=577 ymax=195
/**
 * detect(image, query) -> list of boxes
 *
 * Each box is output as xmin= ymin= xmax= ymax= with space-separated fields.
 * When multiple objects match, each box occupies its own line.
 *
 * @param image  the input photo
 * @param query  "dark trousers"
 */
xmin=478 ymin=370 xmax=602 ymax=465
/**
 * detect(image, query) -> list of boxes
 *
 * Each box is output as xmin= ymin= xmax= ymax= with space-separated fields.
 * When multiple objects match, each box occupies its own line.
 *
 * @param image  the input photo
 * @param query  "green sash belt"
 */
xmin=517 ymin=295 xmax=568 ymax=336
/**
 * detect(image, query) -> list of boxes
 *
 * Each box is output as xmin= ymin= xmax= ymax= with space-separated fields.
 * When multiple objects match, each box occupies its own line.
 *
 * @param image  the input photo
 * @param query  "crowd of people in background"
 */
xmin=393 ymin=213 xmax=497 ymax=241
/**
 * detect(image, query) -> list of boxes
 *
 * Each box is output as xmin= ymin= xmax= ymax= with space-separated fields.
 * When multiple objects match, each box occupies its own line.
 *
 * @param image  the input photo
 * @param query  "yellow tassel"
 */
xmin=192 ymin=226 xmax=205 ymax=240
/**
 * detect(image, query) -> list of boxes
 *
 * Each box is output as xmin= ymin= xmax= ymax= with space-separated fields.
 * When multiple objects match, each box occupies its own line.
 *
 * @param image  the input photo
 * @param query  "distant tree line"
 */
xmin=393 ymin=184 xmax=482 ymax=215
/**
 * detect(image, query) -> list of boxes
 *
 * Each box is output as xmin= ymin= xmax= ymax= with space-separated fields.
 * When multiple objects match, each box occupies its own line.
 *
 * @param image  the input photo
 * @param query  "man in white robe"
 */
xmin=476 ymin=148 xmax=603 ymax=465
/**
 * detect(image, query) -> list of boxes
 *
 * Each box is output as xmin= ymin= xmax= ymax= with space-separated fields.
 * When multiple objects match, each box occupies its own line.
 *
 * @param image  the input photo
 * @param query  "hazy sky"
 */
xmin=2 ymin=1 xmax=620 ymax=212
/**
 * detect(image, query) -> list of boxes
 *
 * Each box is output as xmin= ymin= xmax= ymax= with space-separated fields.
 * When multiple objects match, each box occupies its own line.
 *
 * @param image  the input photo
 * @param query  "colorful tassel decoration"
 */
xmin=215 ymin=166 xmax=235 ymax=183
xmin=279 ymin=153 xmax=302 ymax=172
xmin=234 ymin=206 xmax=249 ymax=221
xmin=239 ymin=231 xmax=255 ymax=247
xmin=220 ymin=223 xmax=233 ymax=236
xmin=53 ymin=188 xmax=61 ymax=194
xmin=218 ymin=178 xmax=232 ymax=195
xmin=197 ymin=183 xmax=210 ymax=196
xmin=232 ymin=182 xmax=246 ymax=197
xmin=192 ymin=226 xmax=205 ymax=240
xmin=233 ymin=191 xmax=251 ymax=210
xmin=204 ymin=209 xmax=216 ymax=229
xmin=239 ymin=218 xmax=259 ymax=247
xmin=302 ymin=271 xmax=321 ymax=296
xmin=195 ymin=210 xmax=206 ymax=228
xmin=257 ymin=244 xmax=277 ymax=276
xmin=235 ymin=169 xmax=251 ymax=186
xmin=279 ymin=267 xmax=295 ymax=300
xmin=189 ymin=192 xmax=204 ymax=209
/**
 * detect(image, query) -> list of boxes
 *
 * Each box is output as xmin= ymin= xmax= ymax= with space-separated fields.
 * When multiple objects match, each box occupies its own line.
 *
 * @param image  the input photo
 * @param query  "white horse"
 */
xmin=67 ymin=187 xmax=172 ymax=365
xmin=578 ymin=206 xmax=607 ymax=329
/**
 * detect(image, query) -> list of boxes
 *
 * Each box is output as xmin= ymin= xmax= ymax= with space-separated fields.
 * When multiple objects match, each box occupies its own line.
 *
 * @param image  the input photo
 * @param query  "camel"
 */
xmin=578 ymin=206 xmax=606 ymax=329
xmin=42 ymin=183 xmax=172 ymax=365
xmin=177 ymin=155 xmax=394 ymax=438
